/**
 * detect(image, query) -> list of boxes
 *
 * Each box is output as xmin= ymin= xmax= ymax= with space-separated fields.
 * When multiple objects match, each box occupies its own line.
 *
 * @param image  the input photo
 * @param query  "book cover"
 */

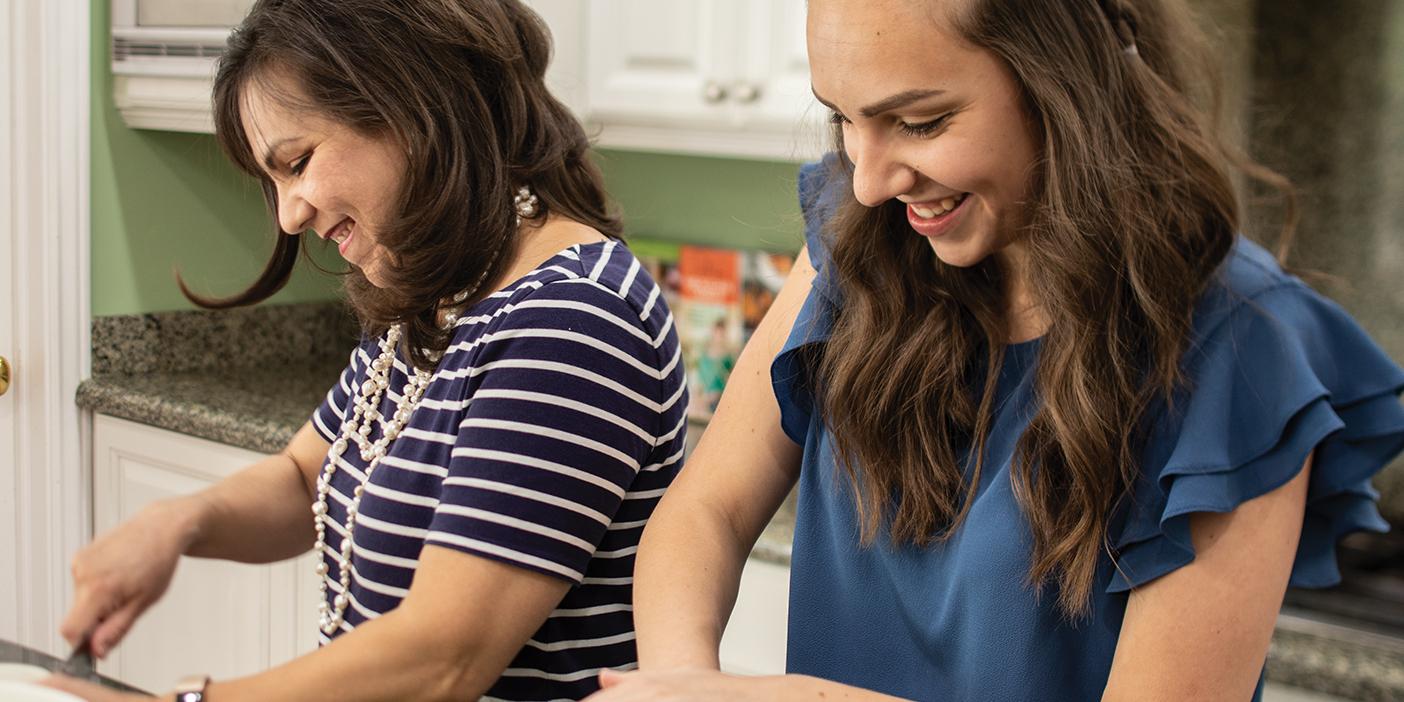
xmin=742 ymin=251 xmax=794 ymax=342
xmin=677 ymin=245 xmax=743 ymax=422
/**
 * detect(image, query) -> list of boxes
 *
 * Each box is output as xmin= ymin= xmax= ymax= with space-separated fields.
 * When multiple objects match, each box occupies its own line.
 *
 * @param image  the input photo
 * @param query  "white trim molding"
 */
xmin=1 ymin=0 xmax=93 ymax=656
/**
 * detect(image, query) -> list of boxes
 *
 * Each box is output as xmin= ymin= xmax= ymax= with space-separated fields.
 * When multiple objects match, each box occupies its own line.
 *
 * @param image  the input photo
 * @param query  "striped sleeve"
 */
xmin=425 ymin=279 xmax=668 ymax=583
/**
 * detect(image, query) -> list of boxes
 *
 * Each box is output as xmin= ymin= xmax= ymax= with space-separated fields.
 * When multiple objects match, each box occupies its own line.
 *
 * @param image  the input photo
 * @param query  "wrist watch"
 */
xmin=172 ymin=674 xmax=210 ymax=702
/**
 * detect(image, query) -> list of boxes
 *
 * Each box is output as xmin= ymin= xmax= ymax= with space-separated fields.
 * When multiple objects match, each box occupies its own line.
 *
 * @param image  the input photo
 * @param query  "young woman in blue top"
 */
xmin=587 ymin=0 xmax=1404 ymax=701
xmin=49 ymin=1 xmax=686 ymax=701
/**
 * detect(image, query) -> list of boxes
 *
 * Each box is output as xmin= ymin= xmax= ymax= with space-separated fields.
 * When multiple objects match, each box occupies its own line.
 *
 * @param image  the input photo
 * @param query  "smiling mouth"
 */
xmin=322 ymin=219 xmax=356 ymax=256
xmin=908 ymin=193 xmax=968 ymax=220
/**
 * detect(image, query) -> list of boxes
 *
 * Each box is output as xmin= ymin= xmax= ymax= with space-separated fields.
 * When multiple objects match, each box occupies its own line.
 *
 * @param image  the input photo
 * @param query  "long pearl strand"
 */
xmin=311 ymin=185 xmax=538 ymax=636
xmin=313 ymin=326 xmax=431 ymax=634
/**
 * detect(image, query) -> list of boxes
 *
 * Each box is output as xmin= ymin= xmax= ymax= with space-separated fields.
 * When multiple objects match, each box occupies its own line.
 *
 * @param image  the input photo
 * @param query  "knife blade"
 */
xmin=57 ymin=629 xmax=95 ymax=680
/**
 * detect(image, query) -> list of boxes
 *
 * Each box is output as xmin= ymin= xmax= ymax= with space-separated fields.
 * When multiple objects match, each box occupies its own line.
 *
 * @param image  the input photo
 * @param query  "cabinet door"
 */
xmin=92 ymin=415 xmax=320 ymax=693
xmin=521 ymin=0 xmax=587 ymax=116
xmin=587 ymin=0 xmax=740 ymax=126
xmin=739 ymin=0 xmax=823 ymax=128
xmin=719 ymin=557 xmax=790 ymax=676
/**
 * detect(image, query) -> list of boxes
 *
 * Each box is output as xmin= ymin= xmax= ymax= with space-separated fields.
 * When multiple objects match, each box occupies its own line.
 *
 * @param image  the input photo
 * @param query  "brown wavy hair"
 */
xmin=189 ymin=0 xmax=622 ymax=370
xmin=816 ymin=0 xmax=1296 ymax=617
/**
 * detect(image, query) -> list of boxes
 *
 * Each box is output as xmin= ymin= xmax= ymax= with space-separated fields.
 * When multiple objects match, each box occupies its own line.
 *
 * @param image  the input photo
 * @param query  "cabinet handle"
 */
xmin=702 ymin=80 xmax=728 ymax=104
xmin=733 ymin=82 xmax=762 ymax=104
xmin=0 ymin=355 xmax=10 ymax=397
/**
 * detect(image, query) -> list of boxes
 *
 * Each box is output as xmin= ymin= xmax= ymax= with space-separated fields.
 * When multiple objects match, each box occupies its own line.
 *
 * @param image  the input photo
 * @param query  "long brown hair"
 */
xmin=816 ymin=0 xmax=1296 ymax=617
xmin=191 ymin=0 xmax=622 ymax=370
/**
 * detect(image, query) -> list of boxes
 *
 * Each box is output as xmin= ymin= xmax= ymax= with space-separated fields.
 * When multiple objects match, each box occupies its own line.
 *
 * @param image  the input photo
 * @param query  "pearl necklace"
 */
xmin=313 ymin=325 xmax=431 ymax=634
xmin=311 ymin=186 xmax=537 ymax=635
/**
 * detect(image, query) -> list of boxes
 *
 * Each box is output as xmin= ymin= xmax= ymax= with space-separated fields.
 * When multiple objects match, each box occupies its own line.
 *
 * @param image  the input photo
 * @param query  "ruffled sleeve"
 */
xmin=771 ymin=154 xmax=847 ymax=445
xmin=1108 ymin=238 xmax=1404 ymax=592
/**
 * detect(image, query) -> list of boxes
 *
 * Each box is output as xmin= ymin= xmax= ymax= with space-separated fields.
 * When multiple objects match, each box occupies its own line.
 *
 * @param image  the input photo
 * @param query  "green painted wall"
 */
xmin=89 ymin=0 xmax=806 ymax=316
xmin=90 ymin=0 xmax=342 ymax=317
xmin=593 ymin=150 xmax=805 ymax=254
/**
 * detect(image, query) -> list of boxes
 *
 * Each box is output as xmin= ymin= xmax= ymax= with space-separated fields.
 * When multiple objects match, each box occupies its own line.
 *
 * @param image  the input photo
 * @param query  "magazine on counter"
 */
xmin=630 ymin=239 xmax=795 ymax=423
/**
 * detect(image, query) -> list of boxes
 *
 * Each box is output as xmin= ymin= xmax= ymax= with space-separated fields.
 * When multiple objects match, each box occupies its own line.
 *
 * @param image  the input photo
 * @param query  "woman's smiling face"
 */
xmin=808 ymin=0 xmax=1041 ymax=270
xmin=240 ymin=73 xmax=408 ymax=287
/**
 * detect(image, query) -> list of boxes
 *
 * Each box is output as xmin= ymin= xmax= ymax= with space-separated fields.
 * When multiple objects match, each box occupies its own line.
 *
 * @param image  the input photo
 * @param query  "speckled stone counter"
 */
xmin=1269 ymin=610 xmax=1404 ymax=701
xmin=76 ymin=303 xmax=360 ymax=454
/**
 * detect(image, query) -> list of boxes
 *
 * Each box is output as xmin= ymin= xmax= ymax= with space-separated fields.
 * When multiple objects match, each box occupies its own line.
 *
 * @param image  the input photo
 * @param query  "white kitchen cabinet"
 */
xmin=92 ymin=414 xmax=320 ymax=693
xmin=584 ymin=0 xmax=826 ymax=160
xmin=112 ymin=0 xmax=824 ymax=161
xmin=719 ymin=557 xmax=790 ymax=676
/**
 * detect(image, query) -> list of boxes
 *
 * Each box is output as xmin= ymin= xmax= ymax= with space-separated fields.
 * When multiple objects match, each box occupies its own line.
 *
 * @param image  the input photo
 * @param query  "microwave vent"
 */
xmin=113 ymin=36 xmax=225 ymax=61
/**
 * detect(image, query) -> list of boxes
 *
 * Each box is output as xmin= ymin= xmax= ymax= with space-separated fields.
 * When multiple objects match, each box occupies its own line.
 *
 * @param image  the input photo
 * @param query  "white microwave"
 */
xmin=109 ymin=0 xmax=583 ymax=136
xmin=110 ymin=0 xmax=255 ymax=132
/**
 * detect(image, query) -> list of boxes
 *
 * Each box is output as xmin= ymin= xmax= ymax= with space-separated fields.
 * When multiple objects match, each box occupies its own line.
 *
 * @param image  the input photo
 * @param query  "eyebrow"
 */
xmin=811 ymin=87 xmax=947 ymax=118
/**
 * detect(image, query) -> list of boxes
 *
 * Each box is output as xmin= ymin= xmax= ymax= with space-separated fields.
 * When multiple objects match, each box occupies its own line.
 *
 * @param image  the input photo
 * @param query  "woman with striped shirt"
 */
xmin=51 ymin=1 xmax=687 ymax=701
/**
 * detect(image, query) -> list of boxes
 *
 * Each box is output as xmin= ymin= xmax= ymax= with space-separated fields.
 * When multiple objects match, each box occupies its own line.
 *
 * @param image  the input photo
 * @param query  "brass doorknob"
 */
xmin=0 ymin=355 xmax=9 ymax=397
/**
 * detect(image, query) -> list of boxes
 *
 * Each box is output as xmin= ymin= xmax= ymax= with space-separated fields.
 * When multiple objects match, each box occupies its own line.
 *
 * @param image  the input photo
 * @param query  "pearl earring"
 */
xmin=513 ymin=186 xmax=538 ymax=225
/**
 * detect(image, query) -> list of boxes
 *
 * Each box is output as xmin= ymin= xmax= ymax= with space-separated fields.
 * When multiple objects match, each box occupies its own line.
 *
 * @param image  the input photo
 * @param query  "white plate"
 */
xmin=0 ymin=664 xmax=52 ymax=683
xmin=0 ymin=680 xmax=86 ymax=702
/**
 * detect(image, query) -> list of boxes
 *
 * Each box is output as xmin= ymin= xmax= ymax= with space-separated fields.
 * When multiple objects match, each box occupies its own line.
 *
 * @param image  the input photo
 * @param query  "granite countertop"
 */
xmin=74 ymin=303 xmax=1403 ymax=701
xmin=76 ymin=303 xmax=359 ymax=454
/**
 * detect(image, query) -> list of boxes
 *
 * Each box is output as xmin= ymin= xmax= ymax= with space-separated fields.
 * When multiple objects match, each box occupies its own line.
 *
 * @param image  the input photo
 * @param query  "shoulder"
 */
xmin=1108 ymin=236 xmax=1404 ymax=592
xmin=797 ymin=154 xmax=847 ymax=269
xmin=438 ymin=241 xmax=678 ymax=381
xmin=1191 ymin=236 xmax=1337 ymax=351
xmin=470 ymin=240 xmax=669 ymax=338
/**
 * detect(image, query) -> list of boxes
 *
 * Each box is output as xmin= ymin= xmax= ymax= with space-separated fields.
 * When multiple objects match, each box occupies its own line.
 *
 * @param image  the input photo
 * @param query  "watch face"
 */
xmin=175 ymin=693 xmax=201 ymax=702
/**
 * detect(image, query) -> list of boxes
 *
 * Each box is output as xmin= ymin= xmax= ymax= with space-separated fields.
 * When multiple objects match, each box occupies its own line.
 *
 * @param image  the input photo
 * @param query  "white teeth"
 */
xmin=910 ymin=193 xmax=968 ymax=220
xmin=332 ymin=222 xmax=353 ymax=244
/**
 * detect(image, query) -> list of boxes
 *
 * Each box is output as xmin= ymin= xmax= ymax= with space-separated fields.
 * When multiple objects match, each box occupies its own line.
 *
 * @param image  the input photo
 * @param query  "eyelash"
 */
xmin=289 ymin=155 xmax=310 ymax=176
xmin=828 ymin=111 xmax=951 ymax=138
xmin=900 ymin=115 xmax=949 ymax=137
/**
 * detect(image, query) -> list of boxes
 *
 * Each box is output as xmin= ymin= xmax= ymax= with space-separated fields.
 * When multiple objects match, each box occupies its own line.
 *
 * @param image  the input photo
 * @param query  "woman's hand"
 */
xmin=587 ymin=669 xmax=907 ymax=702
xmin=41 ymin=673 xmax=162 ymax=701
xmin=586 ymin=668 xmax=759 ymax=701
xmin=60 ymin=499 xmax=196 ymax=658
xmin=59 ymin=421 xmax=328 ymax=658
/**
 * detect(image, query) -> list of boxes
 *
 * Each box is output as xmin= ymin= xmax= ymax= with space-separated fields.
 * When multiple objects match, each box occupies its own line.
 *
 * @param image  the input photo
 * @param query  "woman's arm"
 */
xmin=48 ymin=544 xmax=572 ymax=702
xmin=1102 ymin=456 xmax=1312 ymax=702
xmin=60 ymin=421 xmax=329 ymax=656
xmin=589 ymin=458 xmax=1314 ymax=702
xmin=632 ymin=246 xmax=815 ymax=670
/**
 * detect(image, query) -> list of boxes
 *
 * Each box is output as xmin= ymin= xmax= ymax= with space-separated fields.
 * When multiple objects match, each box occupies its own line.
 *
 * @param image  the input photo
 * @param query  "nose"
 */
xmin=845 ymin=127 xmax=916 ymax=208
xmin=276 ymin=181 xmax=316 ymax=235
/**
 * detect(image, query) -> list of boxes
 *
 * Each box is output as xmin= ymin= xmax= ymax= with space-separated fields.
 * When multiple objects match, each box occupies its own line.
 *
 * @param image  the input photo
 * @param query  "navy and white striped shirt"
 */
xmin=312 ymin=241 xmax=688 ymax=701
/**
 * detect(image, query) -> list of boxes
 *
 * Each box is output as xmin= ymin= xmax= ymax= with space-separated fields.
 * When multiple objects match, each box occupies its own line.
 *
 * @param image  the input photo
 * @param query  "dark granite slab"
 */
xmin=78 ymin=303 xmax=360 ymax=454
xmin=1271 ymin=610 xmax=1404 ymax=701
xmin=0 ymin=639 xmax=144 ymax=693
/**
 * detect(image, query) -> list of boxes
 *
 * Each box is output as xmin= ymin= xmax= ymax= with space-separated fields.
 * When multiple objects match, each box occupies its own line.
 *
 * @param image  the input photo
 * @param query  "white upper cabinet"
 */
xmin=111 ymin=0 xmax=825 ymax=161
xmin=587 ymin=0 xmax=736 ymax=126
xmin=583 ymin=0 xmax=825 ymax=161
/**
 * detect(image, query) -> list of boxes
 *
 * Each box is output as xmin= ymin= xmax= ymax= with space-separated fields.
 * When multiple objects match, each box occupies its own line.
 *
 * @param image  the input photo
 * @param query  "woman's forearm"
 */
xmin=202 ymin=607 xmax=495 ymax=702
xmin=181 ymin=421 xmax=328 ymax=563
xmin=632 ymin=481 xmax=760 ymax=669
xmin=197 ymin=546 xmax=570 ymax=702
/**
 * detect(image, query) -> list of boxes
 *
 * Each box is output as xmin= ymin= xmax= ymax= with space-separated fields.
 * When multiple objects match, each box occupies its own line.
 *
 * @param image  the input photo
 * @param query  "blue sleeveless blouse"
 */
xmin=771 ymin=156 xmax=1404 ymax=702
